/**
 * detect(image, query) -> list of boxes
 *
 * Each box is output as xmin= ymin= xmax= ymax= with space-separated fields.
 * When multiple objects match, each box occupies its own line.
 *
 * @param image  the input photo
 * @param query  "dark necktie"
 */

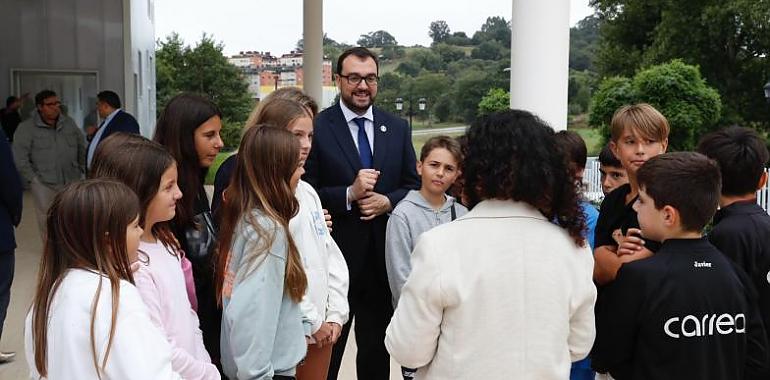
xmin=354 ymin=117 xmax=373 ymax=168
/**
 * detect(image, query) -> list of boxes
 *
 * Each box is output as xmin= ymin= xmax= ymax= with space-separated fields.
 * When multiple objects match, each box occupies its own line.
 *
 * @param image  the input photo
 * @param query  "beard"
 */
xmin=341 ymin=87 xmax=376 ymax=114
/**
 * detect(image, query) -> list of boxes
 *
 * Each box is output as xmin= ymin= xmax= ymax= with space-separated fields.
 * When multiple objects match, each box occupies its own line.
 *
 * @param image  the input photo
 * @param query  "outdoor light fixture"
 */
xmin=395 ymin=97 xmax=404 ymax=111
xmin=418 ymin=98 xmax=427 ymax=111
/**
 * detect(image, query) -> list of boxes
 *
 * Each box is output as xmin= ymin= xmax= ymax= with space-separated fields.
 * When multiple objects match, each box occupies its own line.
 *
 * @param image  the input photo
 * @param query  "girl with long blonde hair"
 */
xmin=216 ymin=127 xmax=309 ymax=379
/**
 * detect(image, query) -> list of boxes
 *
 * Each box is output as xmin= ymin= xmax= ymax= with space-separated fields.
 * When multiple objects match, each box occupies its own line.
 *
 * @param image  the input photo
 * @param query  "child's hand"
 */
xmin=618 ymin=246 xmax=654 ymax=263
xmin=312 ymin=322 xmax=334 ymax=348
xmin=329 ymin=322 xmax=342 ymax=344
xmin=323 ymin=209 xmax=333 ymax=233
xmin=617 ymin=228 xmax=645 ymax=256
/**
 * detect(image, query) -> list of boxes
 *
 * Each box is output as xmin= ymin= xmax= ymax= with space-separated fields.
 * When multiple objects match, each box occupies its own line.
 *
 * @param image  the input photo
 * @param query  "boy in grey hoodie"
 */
xmin=386 ymin=136 xmax=468 ymax=304
xmin=385 ymin=136 xmax=468 ymax=379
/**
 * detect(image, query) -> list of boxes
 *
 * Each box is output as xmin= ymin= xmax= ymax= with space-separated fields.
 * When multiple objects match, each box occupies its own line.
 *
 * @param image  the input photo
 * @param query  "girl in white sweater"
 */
xmin=25 ymin=179 xmax=181 ymax=380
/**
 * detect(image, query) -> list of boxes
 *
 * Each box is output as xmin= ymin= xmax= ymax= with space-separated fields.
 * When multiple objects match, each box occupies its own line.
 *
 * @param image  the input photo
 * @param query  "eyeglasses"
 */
xmin=339 ymin=74 xmax=378 ymax=86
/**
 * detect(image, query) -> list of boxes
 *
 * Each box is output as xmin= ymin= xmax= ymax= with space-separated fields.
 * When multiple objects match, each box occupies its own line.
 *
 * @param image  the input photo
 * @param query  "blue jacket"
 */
xmin=0 ymin=129 xmax=23 ymax=252
xmin=220 ymin=210 xmax=310 ymax=379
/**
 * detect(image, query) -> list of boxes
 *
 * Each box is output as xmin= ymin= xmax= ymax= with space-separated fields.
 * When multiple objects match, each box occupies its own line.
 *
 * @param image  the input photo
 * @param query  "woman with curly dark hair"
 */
xmin=385 ymin=109 xmax=597 ymax=379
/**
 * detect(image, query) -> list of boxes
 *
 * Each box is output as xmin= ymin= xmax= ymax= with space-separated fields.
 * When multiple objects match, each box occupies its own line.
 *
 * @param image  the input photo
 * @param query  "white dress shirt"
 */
xmin=87 ymin=108 xmax=121 ymax=168
xmin=339 ymin=101 xmax=374 ymax=155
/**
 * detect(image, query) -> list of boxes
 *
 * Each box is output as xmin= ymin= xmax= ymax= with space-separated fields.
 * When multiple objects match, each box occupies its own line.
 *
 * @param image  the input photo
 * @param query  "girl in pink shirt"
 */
xmin=91 ymin=133 xmax=220 ymax=380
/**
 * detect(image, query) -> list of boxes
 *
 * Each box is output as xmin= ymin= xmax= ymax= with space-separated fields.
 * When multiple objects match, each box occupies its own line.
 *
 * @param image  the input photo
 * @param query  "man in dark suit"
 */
xmin=0 ymin=128 xmax=22 ymax=363
xmin=86 ymin=90 xmax=140 ymax=169
xmin=304 ymin=47 xmax=420 ymax=380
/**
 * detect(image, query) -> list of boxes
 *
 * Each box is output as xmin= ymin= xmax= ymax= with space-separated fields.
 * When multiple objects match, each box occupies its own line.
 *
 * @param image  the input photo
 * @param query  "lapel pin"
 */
xmin=380 ymin=125 xmax=387 ymax=133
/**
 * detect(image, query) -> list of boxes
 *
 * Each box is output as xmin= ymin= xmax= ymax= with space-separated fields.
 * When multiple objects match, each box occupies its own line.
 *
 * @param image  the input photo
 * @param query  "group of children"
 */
xmin=19 ymin=89 xmax=770 ymax=380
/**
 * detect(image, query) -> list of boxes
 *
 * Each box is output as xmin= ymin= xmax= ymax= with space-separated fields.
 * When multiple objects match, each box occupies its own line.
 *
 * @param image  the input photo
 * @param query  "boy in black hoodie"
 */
xmin=591 ymin=152 xmax=769 ymax=379
xmin=698 ymin=126 xmax=770 ymax=378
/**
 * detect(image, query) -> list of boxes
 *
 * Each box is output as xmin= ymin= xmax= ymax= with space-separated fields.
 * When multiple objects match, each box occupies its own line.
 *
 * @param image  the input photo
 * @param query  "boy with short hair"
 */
xmin=385 ymin=135 xmax=468 ymax=380
xmin=598 ymin=144 xmax=628 ymax=196
xmin=697 ymin=126 xmax=770 ymax=378
xmin=593 ymin=103 xmax=669 ymax=285
xmin=591 ymin=152 xmax=769 ymax=379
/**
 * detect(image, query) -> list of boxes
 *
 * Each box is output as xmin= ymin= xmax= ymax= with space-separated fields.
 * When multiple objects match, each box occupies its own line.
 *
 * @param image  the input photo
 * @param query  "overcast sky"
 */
xmin=156 ymin=0 xmax=594 ymax=56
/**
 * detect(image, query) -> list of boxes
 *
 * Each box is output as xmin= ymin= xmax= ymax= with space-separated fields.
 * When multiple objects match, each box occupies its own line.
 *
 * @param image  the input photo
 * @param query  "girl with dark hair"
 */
xmin=25 ymin=179 xmax=180 ymax=379
xmin=153 ymin=93 xmax=224 ymax=366
xmin=91 ymin=134 xmax=220 ymax=379
xmin=216 ymin=127 xmax=309 ymax=380
xmin=385 ymin=110 xmax=597 ymax=379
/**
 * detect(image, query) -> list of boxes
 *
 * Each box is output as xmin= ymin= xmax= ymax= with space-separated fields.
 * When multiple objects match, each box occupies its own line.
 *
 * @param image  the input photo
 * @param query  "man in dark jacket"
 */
xmin=86 ymin=90 xmax=140 ymax=169
xmin=0 ymin=96 xmax=22 ymax=142
xmin=0 ymin=128 xmax=23 ymax=363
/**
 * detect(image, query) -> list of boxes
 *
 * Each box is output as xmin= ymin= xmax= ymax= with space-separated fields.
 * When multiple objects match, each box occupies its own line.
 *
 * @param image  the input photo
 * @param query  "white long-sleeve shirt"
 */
xmin=24 ymin=268 xmax=181 ymax=380
xmin=385 ymin=200 xmax=597 ymax=379
xmin=292 ymin=180 xmax=350 ymax=336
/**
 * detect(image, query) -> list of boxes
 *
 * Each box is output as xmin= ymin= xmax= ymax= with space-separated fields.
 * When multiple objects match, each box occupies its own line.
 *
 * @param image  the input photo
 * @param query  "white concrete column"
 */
xmin=510 ymin=0 xmax=570 ymax=131
xmin=303 ymin=0 xmax=323 ymax=105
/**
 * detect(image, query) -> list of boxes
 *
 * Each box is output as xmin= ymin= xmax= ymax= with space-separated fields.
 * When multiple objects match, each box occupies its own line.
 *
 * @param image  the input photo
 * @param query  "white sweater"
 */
xmin=24 ymin=268 xmax=181 ymax=380
xmin=291 ymin=180 xmax=350 ymax=336
xmin=385 ymin=200 xmax=597 ymax=380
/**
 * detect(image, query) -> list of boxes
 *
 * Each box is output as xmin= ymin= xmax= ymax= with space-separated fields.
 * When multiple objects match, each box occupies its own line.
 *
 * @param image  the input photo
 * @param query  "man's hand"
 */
xmin=616 ymin=228 xmax=645 ymax=256
xmin=349 ymin=169 xmax=380 ymax=201
xmin=357 ymin=193 xmax=391 ymax=220
xmin=312 ymin=322 xmax=333 ymax=348
xmin=323 ymin=209 xmax=332 ymax=233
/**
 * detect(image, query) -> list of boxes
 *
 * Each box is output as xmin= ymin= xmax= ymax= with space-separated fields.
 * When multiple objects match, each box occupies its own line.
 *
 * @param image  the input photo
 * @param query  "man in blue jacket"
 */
xmin=0 ymin=128 xmax=22 ymax=363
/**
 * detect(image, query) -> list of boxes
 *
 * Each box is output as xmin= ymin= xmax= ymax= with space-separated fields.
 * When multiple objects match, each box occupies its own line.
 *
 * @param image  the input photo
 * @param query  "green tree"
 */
xmin=433 ymin=43 xmax=466 ymax=68
xmin=381 ymin=45 xmax=406 ymax=60
xmin=478 ymin=88 xmax=510 ymax=117
xmin=429 ymin=20 xmax=451 ymax=44
xmin=589 ymin=60 xmax=722 ymax=151
xmin=569 ymin=15 xmax=600 ymax=72
xmin=395 ymin=61 xmax=421 ymax=77
xmin=156 ymin=33 xmax=253 ymax=149
xmin=409 ymin=49 xmax=443 ymax=72
xmin=471 ymin=40 xmax=505 ymax=60
xmin=453 ymin=69 xmax=500 ymax=122
xmin=592 ymin=0 xmax=770 ymax=128
xmin=472 ymin=16 xmax=511 ymax=46
xmin=357 ymin=30 xmax=398 ymax=48
xmin=445 ymin=31 xmax=473 ymax=46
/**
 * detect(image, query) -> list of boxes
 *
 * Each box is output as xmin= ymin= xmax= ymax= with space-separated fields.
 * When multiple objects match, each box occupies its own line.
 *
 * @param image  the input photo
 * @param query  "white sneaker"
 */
xmin=0 ymin=351 xmax=15 ymax=363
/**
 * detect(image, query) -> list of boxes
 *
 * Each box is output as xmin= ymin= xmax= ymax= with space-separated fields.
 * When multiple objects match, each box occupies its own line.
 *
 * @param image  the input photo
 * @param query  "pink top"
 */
xmin=133 ymin=240 xmax=220 ymax=380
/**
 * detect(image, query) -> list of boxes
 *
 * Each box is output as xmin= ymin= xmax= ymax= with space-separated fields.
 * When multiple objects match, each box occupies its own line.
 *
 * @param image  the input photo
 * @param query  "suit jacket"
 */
xmin=304 ymin=103 xmax=419 ymax=283
xmin=90 ymin=109 xmax=140 ymax=150
xmin=0 ymin=129 xmax=23 ymax=252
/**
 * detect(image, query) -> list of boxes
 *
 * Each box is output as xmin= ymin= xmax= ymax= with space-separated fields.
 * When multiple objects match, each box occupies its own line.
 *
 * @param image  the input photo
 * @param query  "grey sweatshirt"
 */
xmin=385 ymin=190 xmax=468 ymax=306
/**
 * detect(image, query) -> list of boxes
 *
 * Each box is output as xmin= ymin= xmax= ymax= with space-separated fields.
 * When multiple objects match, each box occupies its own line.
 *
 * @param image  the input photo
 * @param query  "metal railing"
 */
xmin=583 ymin=157 xmax=770 ymax=213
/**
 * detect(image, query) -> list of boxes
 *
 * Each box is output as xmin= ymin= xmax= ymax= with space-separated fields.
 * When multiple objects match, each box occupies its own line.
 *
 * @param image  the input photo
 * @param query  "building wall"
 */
xmin=124 ymin=0 xmax=157 ymax=136
xmin=0 ymin=0 xmax=155 ymax=137
xmin=0 ymin=0 xmax=126 ymax=127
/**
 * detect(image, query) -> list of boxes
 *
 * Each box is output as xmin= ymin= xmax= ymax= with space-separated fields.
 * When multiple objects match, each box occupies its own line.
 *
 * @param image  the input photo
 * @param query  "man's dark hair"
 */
xmin=336 ymin=47 xmax=379 ymax=75
xmin=696 ymin=126 xmax=769 ymax=196
xmin=554 ymin=130 xmax=587 ymax=169
xmin=637 ymin=152 xmax=721 ymax=232
xmin=463 ymin=109 xmax=586 ymax=246
xmin=97 ymin=90 xmax=122 ymax=109
xmin=6 ymin=96 xmax=18 ymax=107
xmin=35 ymin=90 xmax=57 ymax=106
xmin=598 ymin=144 xmax=622 ymax=168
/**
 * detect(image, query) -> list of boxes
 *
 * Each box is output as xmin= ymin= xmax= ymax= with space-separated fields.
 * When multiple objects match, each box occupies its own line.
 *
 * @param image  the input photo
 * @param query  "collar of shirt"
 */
xmin=713 ymin=199 xmax=764 ymax=224
xmin=339 ymin=101 xmax=373 ymax=124
xmin=101 ymin=108 xmax=122 ymax=128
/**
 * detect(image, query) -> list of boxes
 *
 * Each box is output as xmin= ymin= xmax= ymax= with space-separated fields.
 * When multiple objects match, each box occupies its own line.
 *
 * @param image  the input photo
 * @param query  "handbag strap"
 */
xmin=450 ymin=203 xmax=457 ymax=221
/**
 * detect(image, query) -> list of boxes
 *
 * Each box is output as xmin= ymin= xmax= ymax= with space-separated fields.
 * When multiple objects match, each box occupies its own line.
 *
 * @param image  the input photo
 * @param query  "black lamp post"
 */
xmin=394 ymin=97 xmax=428 ymax=129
